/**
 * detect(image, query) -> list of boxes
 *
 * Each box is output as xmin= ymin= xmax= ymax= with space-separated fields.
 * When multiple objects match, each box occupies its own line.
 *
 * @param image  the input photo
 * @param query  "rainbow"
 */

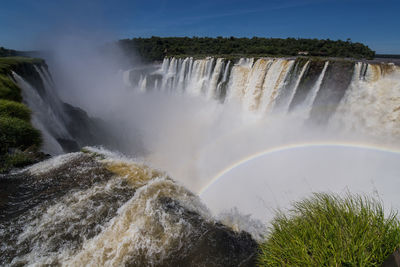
xmin=198 ymin=141 xmax=400 ymax=196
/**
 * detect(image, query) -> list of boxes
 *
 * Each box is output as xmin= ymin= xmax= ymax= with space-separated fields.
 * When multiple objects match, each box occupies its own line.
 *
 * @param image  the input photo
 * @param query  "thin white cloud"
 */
xmin=166 ymin=0 xmax=329 ymax=25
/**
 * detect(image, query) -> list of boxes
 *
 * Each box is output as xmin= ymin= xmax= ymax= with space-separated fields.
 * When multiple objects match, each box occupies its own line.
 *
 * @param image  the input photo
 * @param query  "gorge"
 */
xmin=1 ymin=50 xmax=400 ymax=266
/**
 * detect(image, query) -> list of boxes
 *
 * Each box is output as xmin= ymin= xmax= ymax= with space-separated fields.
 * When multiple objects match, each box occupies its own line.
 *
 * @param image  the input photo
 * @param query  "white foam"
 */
xmin=25 ymin=152 xmax=82 ymax=175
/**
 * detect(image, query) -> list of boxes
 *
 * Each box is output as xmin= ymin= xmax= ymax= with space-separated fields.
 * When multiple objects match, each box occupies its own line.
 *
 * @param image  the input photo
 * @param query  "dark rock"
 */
xmin=274 ymin=58 xmax=309 ymax=108
xmin=156 ymin=197 xmax=258 ymax=267
xmin=56 ymin=137 xmax=80 ymax=152
xmin=9 ymin=61 xmax=48 ymax=97
xmin=309 ymin=60 xmax=355 ymax=124
xmin=289 ymin=59 xmax=325 ymax=111
xmin=62 ymin=102 xmax=132 ymax=152
xmin=62 ymin=103 xmax=145 ymax=156
xmin=381 ymin=249 xmax=400 ymax=267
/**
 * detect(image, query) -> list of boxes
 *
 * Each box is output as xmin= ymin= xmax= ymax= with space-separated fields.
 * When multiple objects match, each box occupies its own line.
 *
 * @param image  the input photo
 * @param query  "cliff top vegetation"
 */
xmin=0 ymin=57 xmax=43 ymax=172
xmin=0 ymin=56 xmax=44 ymax=73
xmin=118 ymin=36 xmax=375 ymax=62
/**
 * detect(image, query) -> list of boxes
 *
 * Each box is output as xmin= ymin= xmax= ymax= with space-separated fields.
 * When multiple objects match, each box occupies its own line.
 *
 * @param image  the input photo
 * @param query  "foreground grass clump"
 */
xmin=0 ymin=151 xmax=38 ymax=172
xmin=0 ymin=116 xmax=41 ymax=153
xmin=0 ymin=99 xmax=31 ymax=121
xmin=0 ymin=115 xmax=42 ymax=172
xmin=258 ymin=193 xmax=400 ymax=266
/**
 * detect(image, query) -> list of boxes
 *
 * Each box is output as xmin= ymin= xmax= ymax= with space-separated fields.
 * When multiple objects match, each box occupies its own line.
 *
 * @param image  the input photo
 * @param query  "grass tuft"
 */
xmin=0 ymin=151 xmax=37 ymax=173
xmin=0 ymin=116 xmax=41 ymax=154
xmin=258 ymin=193 xmax=400 ymax=266
xmin=0 ymin=99 xmax=31 ymax=121
xmin=0 ymin=73 xmax=22 ymax=101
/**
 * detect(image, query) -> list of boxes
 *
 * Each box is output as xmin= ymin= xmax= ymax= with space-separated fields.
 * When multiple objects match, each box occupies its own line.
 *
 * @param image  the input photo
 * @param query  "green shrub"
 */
xmin=0 ymin=74 xmax=22 ymax=102
xmin=0 ymin=115 xmax=41 ymax=153
xmin=0 ymin=151 xmax=36 ymax=173
xmin=0 ymin=99 xmax=31 ymax=121
xmin=258 ymin=193 xmax=400 ymax=266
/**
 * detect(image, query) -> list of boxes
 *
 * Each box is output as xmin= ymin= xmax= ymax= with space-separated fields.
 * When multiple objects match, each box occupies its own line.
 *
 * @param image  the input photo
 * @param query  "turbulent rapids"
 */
xmin=1 ymin=54 xmax=400 ymax=266
xmin=0 ymin=148 xmax=258 ymax=266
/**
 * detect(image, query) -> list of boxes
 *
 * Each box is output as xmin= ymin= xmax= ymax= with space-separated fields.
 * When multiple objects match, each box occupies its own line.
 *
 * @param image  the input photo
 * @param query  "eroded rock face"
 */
xmin=9 ymin=61 xmax=48 ymax=97
xmin=0 ymin=151 xmax=258 ymax=266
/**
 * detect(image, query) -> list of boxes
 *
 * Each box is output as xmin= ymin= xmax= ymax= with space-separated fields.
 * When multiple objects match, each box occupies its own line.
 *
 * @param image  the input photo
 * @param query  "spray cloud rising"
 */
xmin=36 ymin=35 xmax=400 ymax=222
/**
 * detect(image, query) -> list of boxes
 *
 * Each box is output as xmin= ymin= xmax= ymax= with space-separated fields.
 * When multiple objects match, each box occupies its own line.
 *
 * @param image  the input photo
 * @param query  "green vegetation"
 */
xmin=118 ymin=37 xmax=375 ymax=62
xmin=0 ymin=47 xmax=18 ymax=57
xmin=0 ymin=57 xmax=45 ymax=102
xmin=0 ymin=73 xmax=21 ymax=101
xmin=0 ymin=116 xmax=41 ymax=152
xmin=375 ymin=54 xmax=400 ymax=59
xmin=0 ymin=99 xmax=31 ymax=121
xmin=81 ymin=147 xmax=106 ymax=160
xmin=0 ymin=151 xmax=39 ymax=170
xmin=0 ymin=56 xmax=44 ymax=72
xmin=258 ymin=193 xmax=400 ymax=266
xmin=0 ymin=57 xmax=43 ymax=172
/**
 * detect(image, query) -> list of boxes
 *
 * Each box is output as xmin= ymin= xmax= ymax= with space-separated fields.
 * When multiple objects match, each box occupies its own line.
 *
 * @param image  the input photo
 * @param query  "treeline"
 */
xmin=0 ymin=47 xmax=18 ymax=57
xmin=118 ymin=36 xmax=375 ymax=62
xmin=0 ymin=47 xmax=36 ymax=58
xmin=375 ymin=54 xmax=400 ymax=59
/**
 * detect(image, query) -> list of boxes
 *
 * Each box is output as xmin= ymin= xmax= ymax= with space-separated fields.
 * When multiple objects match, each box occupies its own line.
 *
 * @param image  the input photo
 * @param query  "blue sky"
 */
xmin=1 ymin=0 xmax=399 ymax=53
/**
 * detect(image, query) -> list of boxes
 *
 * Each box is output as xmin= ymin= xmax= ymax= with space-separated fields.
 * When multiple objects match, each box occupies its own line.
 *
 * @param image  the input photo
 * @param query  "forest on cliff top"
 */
xmin=118 ymin=36 xmax=376 ymax=62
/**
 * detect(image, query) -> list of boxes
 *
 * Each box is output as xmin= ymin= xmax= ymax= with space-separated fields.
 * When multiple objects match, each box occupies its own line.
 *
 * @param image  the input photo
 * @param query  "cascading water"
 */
xmin=257 ymin=59 xmax=294 ymax=114
xmin=0 ymin=148 xmax=258 ymax=266
xmin=296 ymin=61 xmax=329 ymax=119
xmin=236 ymin=58 xmax=273 ymax=111
xmin=10 ymin=65 xmax=106 ymax=155
xmin=12 ymin=71 xmax=71 ymax=155
xmin=329 ymin=62 xmax=400 ymax=139
xmin=124 ymin=57 xmax=400 ymax=137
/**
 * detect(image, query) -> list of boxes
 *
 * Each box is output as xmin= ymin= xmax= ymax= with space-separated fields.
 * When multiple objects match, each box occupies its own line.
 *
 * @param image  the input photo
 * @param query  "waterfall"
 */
xmin=9 ymin=64 xmax=97 ymax=155
xmin=188 ymin=58 xmax=210 ymax=96
xmin=177 ymin=57 xmax=189 ymax=92
xmin=226 ymin=58 xmax=253 ymax=101
xmin=258 ymin=59 xmax=295 ymax=114
xmin=123 ymin=69 xmax=131 ymax=87
xmin=329 ymin=62 xmax=400 ymax=139
xmin=241 ymin=59 xmax=273 ymax=111
xmin=33 ymin=66 xmax=68 ymax=123
xmin=223 ymin=58 xmax=296 ymax=115
xmin=282 ymin=60 xmax=310 ymax=113
xmin=123 ymin=56 xmax=400 ymax=137
xmin=206 ymin=58 xmax=224 ymax=99
xmin=127 ymin=57 xmax=303 ymax=116
xmin=301 ymin=61 xmax=329 ymax=119
xmin=216 ymin=60 xmax=231 ymax=98
xmin=12 ymin=72 xmax=68 ymax=155
xmin=139 ymin=75 xmax=147 ymax=92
